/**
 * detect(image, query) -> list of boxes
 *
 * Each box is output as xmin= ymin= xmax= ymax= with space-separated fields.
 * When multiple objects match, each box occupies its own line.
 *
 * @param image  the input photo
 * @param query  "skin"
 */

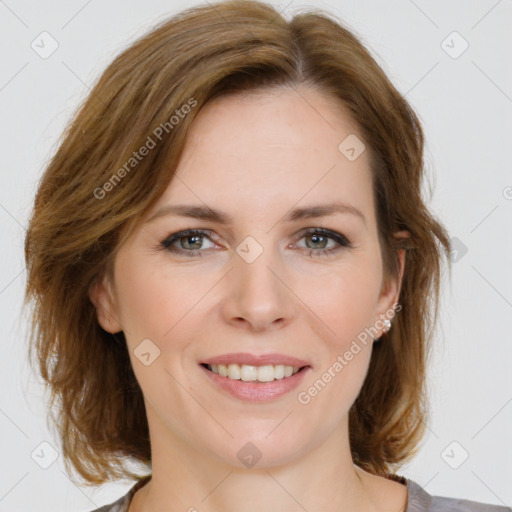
xmin=89 ymin=85 xmax=409 ymax=512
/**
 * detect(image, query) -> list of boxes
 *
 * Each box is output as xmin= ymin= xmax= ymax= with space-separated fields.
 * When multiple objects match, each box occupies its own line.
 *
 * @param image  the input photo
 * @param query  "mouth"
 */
xmin=198 ymin=352 xmax=312 ymax=401
xmin=200 ymin=362 xmax=310 ymax=383
xmin=198 ymin=361 xmax=312 ymax=402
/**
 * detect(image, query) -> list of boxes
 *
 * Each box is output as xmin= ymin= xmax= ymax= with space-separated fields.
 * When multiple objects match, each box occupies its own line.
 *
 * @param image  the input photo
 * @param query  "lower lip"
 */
xmin=199 ymin=364 xmax=311 ymax=402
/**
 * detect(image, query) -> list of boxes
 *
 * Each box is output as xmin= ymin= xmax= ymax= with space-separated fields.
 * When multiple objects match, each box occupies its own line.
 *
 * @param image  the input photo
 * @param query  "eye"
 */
xmin=160 ymin=229 xmax=216 ymax=257
xmin=293 ymin=228 xmax=352 ymax=257
xmin=160 ymin=228 xmax=352 ymax=258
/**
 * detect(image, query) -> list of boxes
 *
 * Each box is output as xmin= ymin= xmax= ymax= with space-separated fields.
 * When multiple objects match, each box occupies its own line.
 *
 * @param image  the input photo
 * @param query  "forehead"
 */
xmin=148 ymin=86 xmax=375 ymax=228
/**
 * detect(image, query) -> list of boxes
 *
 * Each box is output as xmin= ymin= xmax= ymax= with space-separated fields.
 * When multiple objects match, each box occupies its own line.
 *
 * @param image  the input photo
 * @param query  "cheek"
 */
xmin=293 ymin=258 xmax=380 ymax=409
xmin=115 ymin=256 xmax=217 ymax=362
xmin=298 ymin=260 xmax=382 ymax=347
xmin=297 ymin=286 xmax=376 ymax=427
xmin=113 ymin=256 xmax=183 ymax=341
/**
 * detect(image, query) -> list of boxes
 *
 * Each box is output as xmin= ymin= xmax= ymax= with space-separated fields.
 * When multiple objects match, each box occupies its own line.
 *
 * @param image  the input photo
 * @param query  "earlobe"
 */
xmin=88 ymin=274 xmax=123 ymax=334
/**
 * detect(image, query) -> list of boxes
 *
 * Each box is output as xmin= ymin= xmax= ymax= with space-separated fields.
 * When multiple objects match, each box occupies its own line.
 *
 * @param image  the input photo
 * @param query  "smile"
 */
xmin=203 ymin=363 xmax=306 ymax=382
xmin=199 ymin=363 xmax=311 ymax=402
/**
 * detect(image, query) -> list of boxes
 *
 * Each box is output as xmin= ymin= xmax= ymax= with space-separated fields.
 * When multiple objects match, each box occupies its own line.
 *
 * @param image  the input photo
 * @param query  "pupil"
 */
xmin=308 ymin=234 xmax=326 ymax=249
xmin=184 ymin=235 xmax=201 ymax=249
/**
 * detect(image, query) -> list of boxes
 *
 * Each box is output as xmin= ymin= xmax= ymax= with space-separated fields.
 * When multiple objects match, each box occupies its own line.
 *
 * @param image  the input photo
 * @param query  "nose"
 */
xmin=221 ymin=244 xmax=294 ymax=332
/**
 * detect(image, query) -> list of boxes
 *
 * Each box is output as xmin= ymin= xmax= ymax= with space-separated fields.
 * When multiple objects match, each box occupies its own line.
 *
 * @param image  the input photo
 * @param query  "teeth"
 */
xmin=207 ymin=363 xmax=302 ymax=382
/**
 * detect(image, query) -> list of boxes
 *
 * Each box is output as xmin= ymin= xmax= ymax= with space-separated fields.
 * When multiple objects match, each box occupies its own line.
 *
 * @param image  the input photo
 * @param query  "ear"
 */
xmin=88 ymin=272 xmax=123 ymax=334
xmin=374 ymin=230 xmax=409 ymax=338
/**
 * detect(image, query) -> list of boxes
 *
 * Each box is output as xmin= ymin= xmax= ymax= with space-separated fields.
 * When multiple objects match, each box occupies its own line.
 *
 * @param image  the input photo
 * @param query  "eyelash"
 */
xmin=159 ymin=228 xmax=352 ymax=258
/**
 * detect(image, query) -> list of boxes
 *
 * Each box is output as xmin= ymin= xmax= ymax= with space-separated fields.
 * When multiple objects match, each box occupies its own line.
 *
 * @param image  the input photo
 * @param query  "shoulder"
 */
xmin=87 ymin=475 xmax=152 ymax=512
xmin=405 ymin=477 xmax=510 ymax=511
xmin=87 ymin=493 xmax=130 ymax=512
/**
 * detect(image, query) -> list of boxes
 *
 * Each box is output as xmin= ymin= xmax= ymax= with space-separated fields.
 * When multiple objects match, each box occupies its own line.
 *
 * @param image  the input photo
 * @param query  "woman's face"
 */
xmin=91 ymin=85 xmax=405 ymax=469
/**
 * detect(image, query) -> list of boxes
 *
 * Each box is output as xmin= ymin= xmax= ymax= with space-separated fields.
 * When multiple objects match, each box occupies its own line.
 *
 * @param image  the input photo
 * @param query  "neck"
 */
xmin=129 ymin=407 xmax=380 ymax=512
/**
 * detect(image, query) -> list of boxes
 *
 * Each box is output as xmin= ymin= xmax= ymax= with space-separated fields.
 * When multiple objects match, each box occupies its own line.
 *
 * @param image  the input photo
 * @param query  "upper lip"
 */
xmin=201 ymin=352 xmax=311 ymax=368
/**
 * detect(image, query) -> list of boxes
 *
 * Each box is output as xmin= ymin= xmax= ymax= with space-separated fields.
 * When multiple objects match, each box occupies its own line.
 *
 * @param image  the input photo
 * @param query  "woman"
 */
xmin=23 ymin=1 xmax=508 ymax=511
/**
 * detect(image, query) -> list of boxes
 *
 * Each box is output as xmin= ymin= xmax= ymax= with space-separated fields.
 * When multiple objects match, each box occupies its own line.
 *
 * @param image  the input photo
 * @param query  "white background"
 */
xmin=0 ymin=0 xmax=511 ymax=510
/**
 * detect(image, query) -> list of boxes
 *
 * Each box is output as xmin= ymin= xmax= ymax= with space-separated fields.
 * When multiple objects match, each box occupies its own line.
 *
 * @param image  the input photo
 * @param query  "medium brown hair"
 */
xmin=23 ymin=0 xmax=452 ymax=486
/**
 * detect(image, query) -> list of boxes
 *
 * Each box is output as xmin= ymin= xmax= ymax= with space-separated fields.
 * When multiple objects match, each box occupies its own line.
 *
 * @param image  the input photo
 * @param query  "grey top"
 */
xmin=89 ymin=474 xmax=510 ymax=511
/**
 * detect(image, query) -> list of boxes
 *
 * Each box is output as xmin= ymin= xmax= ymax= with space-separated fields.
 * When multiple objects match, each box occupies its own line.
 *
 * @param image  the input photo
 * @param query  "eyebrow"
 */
xmin=144 ymin=201 xmax=366 ymax=227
